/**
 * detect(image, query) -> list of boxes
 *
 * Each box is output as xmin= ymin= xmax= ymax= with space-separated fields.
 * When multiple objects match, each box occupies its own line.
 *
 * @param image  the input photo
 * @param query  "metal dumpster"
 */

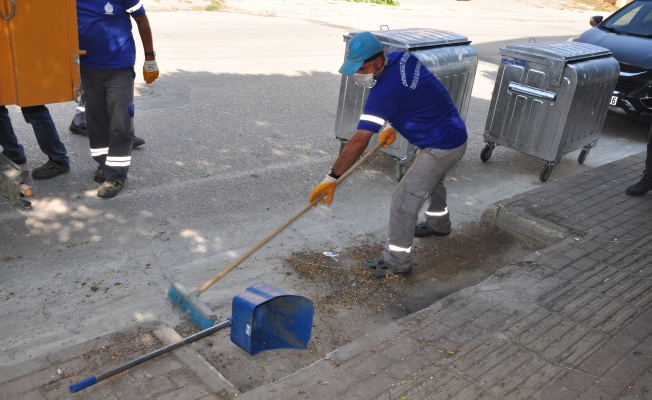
xmin=335 ymin=28 xmax=478 ymax=181
xmin=481 ymin=41 xmax=619 ymax=182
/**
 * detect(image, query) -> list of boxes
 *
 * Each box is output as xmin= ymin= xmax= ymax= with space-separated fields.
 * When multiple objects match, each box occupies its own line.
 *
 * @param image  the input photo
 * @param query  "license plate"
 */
xmin=610 ymin=95 xmax=618 ymax=106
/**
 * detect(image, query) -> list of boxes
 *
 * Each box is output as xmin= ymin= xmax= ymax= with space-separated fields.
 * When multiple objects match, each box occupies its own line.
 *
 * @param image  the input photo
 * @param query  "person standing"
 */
xmin=77 ymin=0 xmax=159 ymax=198
xmin=309 ymin=32 xmax=468 ymax=277
xmin=0 ymin=105 xmax=70 ymax=179
xmin=625 ymin=121 xmax=652 ymax=196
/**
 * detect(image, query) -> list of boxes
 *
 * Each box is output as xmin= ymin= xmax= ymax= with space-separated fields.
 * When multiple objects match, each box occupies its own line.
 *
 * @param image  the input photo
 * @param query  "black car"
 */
xmin=573 ymin=0 xmax=652 ymax=125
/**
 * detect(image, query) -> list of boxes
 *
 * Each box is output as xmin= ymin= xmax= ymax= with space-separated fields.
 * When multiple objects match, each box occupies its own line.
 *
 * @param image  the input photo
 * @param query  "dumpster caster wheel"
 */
xmin=480 ymin=144 xmax=493 ymax=162
xmin=578 ymin=147 xmax=590 ymax=164
xmin=539 ymin=164 xmax=553 ymax=182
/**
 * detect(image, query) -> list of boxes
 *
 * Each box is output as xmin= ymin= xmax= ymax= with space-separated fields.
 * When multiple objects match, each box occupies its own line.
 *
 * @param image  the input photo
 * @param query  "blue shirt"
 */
xmin=77 ymin=0 xmax=146 ymax=69
xmin=357 ymin=51 xmax=467 ymax=150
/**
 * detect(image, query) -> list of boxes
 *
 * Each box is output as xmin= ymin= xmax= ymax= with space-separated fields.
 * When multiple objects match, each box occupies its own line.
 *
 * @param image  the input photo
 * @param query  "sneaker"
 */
xmin=625 ymin=179 xmax=652 ymax=196
xmin=97 ymin=179 xmax=125 ymax=198
xmin=31 ymin=160 xmax=70 ymax=180
xmin=94 ymin=165 xmax=105 ymax=183
xmin=414 ymin=222 xmax=450 ymax=237
xmin=362 ymin=259 xmax=412 ymax=278
xmin=69 ymin=121 xmax=88 ymax=136
xmin=1 ymin=150 xmax=27 ymax=165
xmin=132 ymin=136 xmax=145 ymax=148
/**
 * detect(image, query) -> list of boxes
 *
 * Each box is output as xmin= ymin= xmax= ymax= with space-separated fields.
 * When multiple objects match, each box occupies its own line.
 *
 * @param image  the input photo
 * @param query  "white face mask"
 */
xmin=352 ymin=73 xmax=377 ymax=89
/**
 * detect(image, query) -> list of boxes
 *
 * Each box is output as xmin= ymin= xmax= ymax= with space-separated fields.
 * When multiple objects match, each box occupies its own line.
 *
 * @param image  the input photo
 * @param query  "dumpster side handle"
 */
xmin=508 ymin=82 xmax=557 ymax=102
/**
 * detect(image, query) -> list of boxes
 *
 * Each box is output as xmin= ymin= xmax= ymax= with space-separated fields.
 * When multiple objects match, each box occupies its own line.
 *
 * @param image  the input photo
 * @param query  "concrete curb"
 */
xmin=481 ymin=203 xmax=569 ymax=247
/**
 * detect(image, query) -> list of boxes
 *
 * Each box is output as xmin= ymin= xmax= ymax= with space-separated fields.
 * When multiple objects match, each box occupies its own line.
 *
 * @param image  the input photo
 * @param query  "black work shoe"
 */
xmin=414 ymin=222 xmax=450 ymax=237
xmin=625 ymin=179 xmax=652 ymax=196
xmin=132 ymin=136 xmax=145 ymax=148
xmin=362 ymin=259 xmax=412 ymax=278
xmin=32 ymin=160 xmax=70 ymax=180
xmin=94 ymin=165 xmax=105 ymax=183
xmin=1 ymin=150 xmax=27 ymax=165
xmin=97 ymin=179 xmax=125 ymax=198
xmin=69 ymin=121 xmax=88 ymax=136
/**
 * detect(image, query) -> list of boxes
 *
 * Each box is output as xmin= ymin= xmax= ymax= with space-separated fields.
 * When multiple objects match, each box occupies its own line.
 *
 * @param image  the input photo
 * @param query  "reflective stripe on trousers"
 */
xmin=388 ymin=243 xmax=411 ymax=253
xmin=426 ymin=207 xmax=448 ymax=218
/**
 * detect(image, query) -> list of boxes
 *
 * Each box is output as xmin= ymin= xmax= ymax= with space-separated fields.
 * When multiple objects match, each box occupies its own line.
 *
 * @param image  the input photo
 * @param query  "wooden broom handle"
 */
xmin=197 ymin=142 xmax=384 ymax=294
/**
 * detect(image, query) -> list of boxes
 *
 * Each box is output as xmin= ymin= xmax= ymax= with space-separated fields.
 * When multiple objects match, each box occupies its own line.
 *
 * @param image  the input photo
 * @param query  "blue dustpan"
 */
xmin=70 ymin=283 xmax=313 ymax=393
xmin=230 ymin=282 xmax=314 ymax=356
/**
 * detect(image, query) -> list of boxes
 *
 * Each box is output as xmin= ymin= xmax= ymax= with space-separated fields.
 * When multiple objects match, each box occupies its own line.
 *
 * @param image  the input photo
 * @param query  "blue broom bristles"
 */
xmin=167 ymin=285 xmax=217 ymax=330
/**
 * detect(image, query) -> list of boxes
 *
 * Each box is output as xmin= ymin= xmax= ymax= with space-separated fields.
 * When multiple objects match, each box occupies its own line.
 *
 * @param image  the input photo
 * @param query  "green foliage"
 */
xmin=205 ymin=0 xmax=222 ymax=11
xmin=350 ymin=0 xmax=400 ymax=5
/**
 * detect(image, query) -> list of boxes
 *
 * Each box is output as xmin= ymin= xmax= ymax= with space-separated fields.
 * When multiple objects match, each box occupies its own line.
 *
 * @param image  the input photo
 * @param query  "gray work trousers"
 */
xmin=81 ymin=66 xmax=135 ymax=181
xmin=383 ymin=142 xmax=467 ymax=269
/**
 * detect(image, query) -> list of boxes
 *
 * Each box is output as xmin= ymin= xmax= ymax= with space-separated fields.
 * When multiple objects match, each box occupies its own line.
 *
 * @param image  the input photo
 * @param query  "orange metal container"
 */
xmin=1 ymin=0 xmax=81 ymax=107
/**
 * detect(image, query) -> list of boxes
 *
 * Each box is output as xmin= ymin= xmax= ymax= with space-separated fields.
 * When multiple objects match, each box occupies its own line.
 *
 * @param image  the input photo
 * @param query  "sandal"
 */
xmin=414 ymin=222 xmax=450 ymax=238
xmin=362 ymin=259 xmax=412 ymax=278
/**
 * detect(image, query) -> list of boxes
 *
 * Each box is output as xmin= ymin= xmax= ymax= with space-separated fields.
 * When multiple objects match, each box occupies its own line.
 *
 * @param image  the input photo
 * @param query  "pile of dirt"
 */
xmin=286 ymin=222 xmax=540 ymax=314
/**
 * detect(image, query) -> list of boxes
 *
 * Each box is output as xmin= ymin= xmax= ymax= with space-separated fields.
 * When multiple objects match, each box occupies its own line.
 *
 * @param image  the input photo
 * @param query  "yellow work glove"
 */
xmin=379 ymin=127 xmax=396 ymax=148
xmin=308 ymin=175 xmax=337 ymax=207
xmin=143 ymin=60 xmax=159 ymax=84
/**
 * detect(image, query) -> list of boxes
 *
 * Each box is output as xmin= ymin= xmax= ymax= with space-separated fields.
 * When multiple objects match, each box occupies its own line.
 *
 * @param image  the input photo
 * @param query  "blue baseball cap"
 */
xmin=339 ymin=32 xmax=384 ymax=76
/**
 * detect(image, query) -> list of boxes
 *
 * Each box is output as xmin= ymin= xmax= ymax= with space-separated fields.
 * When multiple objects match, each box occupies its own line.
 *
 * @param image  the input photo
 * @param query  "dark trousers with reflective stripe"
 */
xmin=383 ymin=142 xmax=467 ymax=269
xmin=81 ymin=66 xmax=135 ymax=181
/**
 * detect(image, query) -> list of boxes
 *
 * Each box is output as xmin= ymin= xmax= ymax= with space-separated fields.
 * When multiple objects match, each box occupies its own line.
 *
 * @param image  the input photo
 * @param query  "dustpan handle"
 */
xmin=197 ymin=142 xmax=385 ymax=294
xmin=70 ymin=319 xmax=232 ymax=393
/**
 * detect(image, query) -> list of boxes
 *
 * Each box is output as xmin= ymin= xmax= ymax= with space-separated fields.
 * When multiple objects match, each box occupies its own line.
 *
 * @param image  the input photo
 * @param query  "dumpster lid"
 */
xmin=500 ymin=41 xmax=612 ymax=63
xmin=346 ymin=28 xmax=470 ymax=50
xmin=499 ymin=41 xmax=612 ymax=85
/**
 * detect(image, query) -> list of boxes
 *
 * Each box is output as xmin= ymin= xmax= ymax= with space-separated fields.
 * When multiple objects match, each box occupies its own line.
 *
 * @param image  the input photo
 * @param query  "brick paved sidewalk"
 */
xmin=240 ymin=152 xmax=652 ymax=400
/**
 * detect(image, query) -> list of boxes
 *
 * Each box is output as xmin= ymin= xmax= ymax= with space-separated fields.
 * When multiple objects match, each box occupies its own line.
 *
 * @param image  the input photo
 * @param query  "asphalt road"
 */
xmin=0 ymin=0 xmax=648 ymax=368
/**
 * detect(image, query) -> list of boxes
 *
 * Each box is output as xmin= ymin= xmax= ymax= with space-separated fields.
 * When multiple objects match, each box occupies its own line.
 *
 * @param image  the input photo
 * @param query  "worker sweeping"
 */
xmin=309 ymin=31 xmax=468 ymax=277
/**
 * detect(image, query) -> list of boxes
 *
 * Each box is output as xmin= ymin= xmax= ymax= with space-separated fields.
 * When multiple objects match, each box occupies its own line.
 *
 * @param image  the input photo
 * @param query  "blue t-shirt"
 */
xmin=357 ymin=51 xmax=467 ymax=150
xmin=77 ymin=0 xmax=146 ymax=69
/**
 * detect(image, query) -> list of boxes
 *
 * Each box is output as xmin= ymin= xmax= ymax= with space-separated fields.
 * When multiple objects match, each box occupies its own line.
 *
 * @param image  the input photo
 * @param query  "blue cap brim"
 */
xmin=339 ymin=59 xmax=364 ymax=76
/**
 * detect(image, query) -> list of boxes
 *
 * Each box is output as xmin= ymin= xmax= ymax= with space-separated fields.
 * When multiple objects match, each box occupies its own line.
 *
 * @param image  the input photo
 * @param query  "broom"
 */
xmin=168 ymin=132 xmax=393 ymax=329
